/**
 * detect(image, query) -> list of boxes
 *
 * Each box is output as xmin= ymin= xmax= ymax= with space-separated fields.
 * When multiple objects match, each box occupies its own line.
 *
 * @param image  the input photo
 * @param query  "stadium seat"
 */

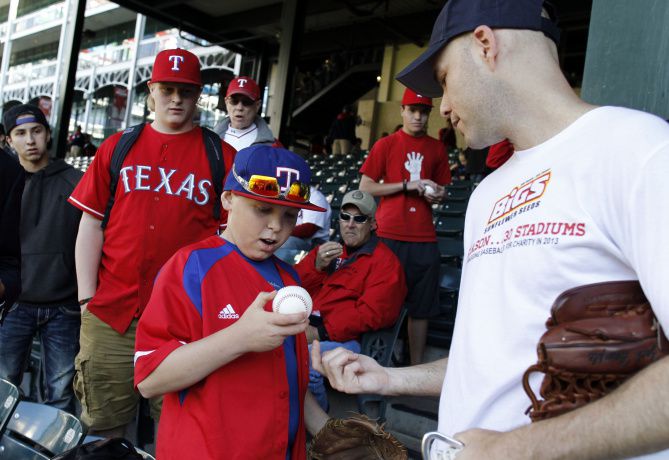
xmin=330 ymin=193 xmax=343 ymax=208
xmin=435 ymin=216 xmax=465 ymax=237
xmin=357 ymin=308 xmax=408 ymax=420
xmin=62 ymin=436 xmax=156 ymax=459
xmin=444 ymin=187 xmax=471 ymax=202
xmin=0 ymin=379 xmax=19 ymax=436
xmin=436 ymin=200 xmax=468 ymax=217
xmin=0 ymin=401 xmax=83 ymax=458
xmin=448 ymin=179 xmax=474 ymax=191
xmin=436 ymin=237 xmax=464 ymax=267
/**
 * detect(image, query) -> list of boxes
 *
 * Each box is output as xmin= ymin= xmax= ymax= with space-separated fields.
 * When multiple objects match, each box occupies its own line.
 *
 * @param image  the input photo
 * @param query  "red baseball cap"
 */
xmin=226 ymin=76 xmax=260 ymax=101
xmin=401 ymin=88 xmax=433 ymax=107
xmin=150 ymin=48 xmax=202 ymax=86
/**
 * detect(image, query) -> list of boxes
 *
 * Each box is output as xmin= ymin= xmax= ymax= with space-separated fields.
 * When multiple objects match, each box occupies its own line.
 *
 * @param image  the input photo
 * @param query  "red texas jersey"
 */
xmin=68 ymin=124 xmax=236 ymax=333
xmin=361 ymin=129 xmax=451 ymax=242
xmin=134 ymin=236 xmax=309 ymax=460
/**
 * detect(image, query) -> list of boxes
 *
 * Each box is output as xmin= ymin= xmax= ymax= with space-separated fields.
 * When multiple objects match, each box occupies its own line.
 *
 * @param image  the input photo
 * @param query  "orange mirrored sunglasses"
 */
xmin=232 ymin=165 xmax=310 ymax=203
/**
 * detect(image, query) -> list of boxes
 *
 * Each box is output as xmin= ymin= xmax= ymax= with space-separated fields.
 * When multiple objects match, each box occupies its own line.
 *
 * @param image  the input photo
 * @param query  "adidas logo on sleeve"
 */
xmin=218 ymin=304 xmax=240 ymax=319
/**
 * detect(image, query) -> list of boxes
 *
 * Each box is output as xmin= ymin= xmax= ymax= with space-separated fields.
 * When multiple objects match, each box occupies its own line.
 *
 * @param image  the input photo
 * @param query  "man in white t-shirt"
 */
xmin=311 ymin=1 xmax=669 ymax=459
xmin=213 ymin=76 xmax=281 ymax=150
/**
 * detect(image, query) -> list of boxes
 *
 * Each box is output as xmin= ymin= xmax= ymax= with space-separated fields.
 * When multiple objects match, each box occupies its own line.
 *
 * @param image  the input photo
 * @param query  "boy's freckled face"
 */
xmin=222 ymin=192 xmax=299 ymax=261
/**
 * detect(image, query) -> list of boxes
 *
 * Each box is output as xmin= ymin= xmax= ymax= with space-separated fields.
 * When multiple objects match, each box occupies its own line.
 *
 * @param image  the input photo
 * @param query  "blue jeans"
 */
xmin=308 ymin=339 xmax=360 ymax=411
xmin=0 ymin=303 xmax=81 ymax=414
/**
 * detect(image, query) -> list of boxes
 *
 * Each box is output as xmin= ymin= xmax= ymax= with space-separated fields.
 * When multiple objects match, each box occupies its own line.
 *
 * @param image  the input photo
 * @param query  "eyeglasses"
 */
xmin=226 ymin=95 xmax=255 ymax=107
xmin=232 ymin=165 xmax=310 ymax=203
xmin=339 ymin=211 xmax=369 ymax=224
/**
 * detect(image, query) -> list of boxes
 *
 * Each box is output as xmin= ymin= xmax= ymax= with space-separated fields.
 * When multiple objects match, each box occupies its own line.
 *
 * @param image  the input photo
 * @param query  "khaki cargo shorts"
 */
xmin=74 ymin=309 xmax=161 ymax=431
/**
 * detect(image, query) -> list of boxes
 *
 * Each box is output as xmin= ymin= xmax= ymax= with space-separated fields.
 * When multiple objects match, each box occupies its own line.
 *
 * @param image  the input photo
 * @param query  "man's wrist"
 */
xmin=402 ymin=179 xmax=408 ymax=194
xmin=78 ymin=297 xmax=93 ymax=306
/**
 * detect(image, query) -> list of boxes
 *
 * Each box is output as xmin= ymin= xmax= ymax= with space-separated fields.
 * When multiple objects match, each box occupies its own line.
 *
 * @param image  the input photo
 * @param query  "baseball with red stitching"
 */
xmin=273 ymin=286 xmax=313 ymax=315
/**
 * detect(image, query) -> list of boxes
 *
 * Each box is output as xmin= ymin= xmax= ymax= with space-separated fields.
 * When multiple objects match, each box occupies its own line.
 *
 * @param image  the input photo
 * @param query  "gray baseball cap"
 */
xmin=341 ymin=190 xmax=377 ymax=217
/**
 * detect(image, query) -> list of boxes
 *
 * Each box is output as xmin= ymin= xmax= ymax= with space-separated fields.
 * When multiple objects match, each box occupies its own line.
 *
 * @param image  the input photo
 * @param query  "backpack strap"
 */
xmin=201 ymin=127 xmax=224 ymax=221
xmin=101 ymin=123 xmax=145 ymax=229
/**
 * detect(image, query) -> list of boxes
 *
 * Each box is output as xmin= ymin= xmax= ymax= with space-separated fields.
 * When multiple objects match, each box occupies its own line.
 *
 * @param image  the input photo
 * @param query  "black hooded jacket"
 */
xmin=18 ymin=159 xmax=82 ymax=306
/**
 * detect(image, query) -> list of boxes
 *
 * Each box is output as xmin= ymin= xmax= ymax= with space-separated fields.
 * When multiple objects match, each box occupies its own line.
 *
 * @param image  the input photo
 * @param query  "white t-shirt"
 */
xmin=224 ymin=123 xmax=258 ymax=151
xmin=438 ymin=107 xmax=669 ymax=458
xmin=297 ymin=186 xmax=331 ymax=242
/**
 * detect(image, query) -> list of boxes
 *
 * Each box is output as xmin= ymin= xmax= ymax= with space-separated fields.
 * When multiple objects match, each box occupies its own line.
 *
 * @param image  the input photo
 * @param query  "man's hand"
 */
xmin=315 ymin=242 xmax=343 ymax=271
xmin=234 ymin=291 xmax=308 ymax=353
xmin=423 ymin=182 xmax=445 ymax=204
xmin=311 ymin=340 xmax=390 ymax=395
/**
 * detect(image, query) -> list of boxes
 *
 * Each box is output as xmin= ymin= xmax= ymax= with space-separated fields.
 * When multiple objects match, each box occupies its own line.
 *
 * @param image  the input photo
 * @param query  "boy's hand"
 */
xmin=235 ymin=291 xmax=308 ymax=353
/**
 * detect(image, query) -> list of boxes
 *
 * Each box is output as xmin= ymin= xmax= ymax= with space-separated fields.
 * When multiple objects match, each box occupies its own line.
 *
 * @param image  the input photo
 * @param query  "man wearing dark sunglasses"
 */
xmin=295 ymin=189 xmax=406 ymax=411
xmin=213 ymin=76 xmax=281 ymax=151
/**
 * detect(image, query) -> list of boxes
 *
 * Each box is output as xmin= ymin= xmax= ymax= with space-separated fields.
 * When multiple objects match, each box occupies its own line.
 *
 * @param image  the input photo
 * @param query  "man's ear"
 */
xmin=472 ymin=25 xmax=499 ymax=71
xmin=221 ymin=191 xmax=233 ymax=211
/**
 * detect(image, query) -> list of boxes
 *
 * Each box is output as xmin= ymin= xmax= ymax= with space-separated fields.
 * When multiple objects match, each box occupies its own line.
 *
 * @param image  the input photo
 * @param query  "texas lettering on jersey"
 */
xmin=118 ymin=165 xmax=213 ymax=205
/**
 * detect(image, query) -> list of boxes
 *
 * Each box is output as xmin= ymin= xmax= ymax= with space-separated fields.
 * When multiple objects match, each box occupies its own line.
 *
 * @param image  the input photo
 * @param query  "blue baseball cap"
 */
xmin=3 ymin=104 xmax=50 ymax=136
xmin=396 ymin=0 xmax=561 ymax=98
xmin=225 ymin=144 xmax=326 ymax=212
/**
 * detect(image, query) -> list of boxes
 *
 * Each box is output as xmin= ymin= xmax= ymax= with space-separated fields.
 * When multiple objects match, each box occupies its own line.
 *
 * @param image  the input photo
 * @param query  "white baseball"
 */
xmin=425 ymin=185 xmax=436 ymax=195
xmin=272 ymin=286 xmax=313 ymax=316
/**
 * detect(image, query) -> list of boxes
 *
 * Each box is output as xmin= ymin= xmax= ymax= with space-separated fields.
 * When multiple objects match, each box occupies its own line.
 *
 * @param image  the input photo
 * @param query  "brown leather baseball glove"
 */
xmin=523 ymin=280 xmax=668 ymax=422
xmin=308 ymin=414 xmax=408 ymax=460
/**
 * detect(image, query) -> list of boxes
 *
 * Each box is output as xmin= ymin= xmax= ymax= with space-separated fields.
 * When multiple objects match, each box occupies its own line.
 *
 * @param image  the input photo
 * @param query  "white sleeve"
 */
xmin=301 ymin=190 xmax=331 ymax=229
xmin=621 ymin=141 xmax=669 ymax=328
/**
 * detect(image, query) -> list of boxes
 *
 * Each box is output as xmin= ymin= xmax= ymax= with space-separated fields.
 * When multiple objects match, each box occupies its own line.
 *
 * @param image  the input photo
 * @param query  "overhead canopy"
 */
xmin=112 ymin=0 xmax=591 ymax=86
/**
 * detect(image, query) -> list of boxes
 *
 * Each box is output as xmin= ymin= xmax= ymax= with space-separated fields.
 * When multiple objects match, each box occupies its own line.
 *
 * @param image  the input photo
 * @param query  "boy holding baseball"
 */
xmin=134 ymin=145 xmax=326 ymax=459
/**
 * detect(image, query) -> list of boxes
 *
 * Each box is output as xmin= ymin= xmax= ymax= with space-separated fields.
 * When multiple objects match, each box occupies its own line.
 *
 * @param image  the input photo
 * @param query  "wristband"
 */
xmin=402 ymin=179 xmax=407 ymax=194
xmin=78 ymin=297 xmax=93 ymax=306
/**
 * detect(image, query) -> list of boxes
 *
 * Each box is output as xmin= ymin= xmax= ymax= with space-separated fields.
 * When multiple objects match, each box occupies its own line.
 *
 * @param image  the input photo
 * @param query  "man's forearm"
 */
xmin=385 ymin=357 xmax=447 ymax=397
xmin=509 ymin=357 xmax=669 ymax=459
xmin=359 ymin=175 xmax=404 ymax=197
xmin=75 ymin=213 xmax=104 ymax=301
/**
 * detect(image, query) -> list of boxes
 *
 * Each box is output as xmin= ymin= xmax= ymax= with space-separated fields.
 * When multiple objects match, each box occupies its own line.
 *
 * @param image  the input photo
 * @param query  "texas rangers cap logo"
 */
xmin=150 ymin=48 xmax=202 ymax=86
xmin=169 ymin=55 xmax=184 ymax=71
xmin=237 ymin=78 xmax=248 ymax=87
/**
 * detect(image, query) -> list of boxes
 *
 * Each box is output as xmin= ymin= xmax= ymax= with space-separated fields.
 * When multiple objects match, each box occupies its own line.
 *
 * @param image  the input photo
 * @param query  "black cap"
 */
xmin=3 ymin=104 xmax=50 ymax=136
xmin=396 ymin=0 xmax=560 ymax=98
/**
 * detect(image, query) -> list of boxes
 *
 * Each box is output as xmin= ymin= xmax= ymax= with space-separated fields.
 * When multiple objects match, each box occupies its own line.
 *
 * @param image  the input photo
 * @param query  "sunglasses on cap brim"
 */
xmin=232 ymin=165 xmax=310 ymax=204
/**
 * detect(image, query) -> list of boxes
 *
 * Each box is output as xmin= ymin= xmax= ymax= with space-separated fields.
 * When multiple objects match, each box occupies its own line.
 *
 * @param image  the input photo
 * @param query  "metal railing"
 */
xmin=12 ymin=2 xmax=65 ymax=36
xmin=1 ymin=0 xmax=116 ymax=40
xmin=6 ymin=60 xmax=58 ymax=84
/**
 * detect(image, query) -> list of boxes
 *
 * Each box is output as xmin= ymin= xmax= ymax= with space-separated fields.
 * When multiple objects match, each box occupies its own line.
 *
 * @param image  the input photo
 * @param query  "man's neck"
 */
xmin=150 ymin=120 xmax=195 ymax=135
xmin=20 ymin=155 xmax=49 ymax=173
xmin=401 ymin=127 xmax=425 ymax=137
xmin=228 ymin=122 xmax=256 ymax=133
